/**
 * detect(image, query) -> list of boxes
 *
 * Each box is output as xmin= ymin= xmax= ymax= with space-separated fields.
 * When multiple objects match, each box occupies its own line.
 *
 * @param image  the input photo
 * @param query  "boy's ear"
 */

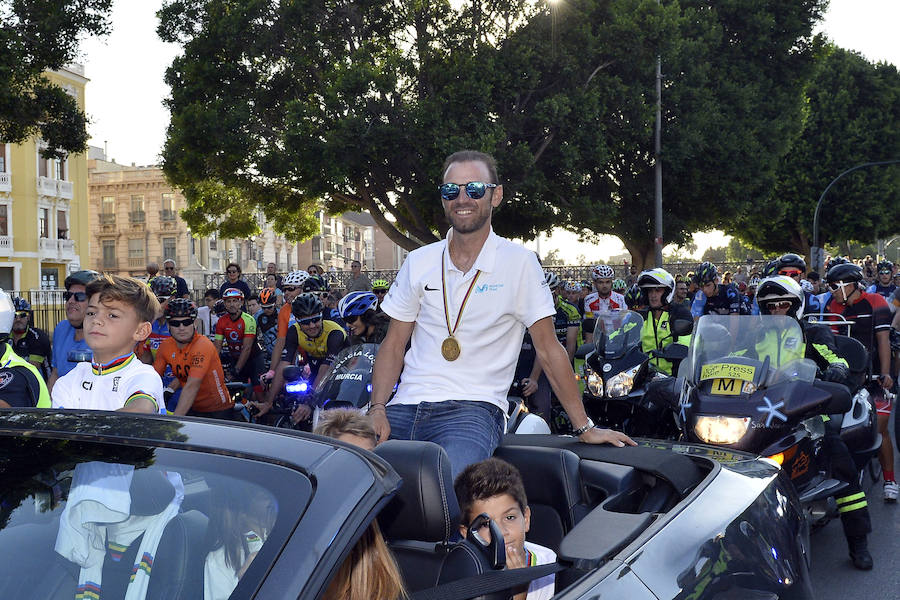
xmin=133 ymin=321 xmax=152 ymax=342
xmin=523 ymin=505 xmax=531 ymax=534
xmin=458 ymin=523 xmax=467 ymax=539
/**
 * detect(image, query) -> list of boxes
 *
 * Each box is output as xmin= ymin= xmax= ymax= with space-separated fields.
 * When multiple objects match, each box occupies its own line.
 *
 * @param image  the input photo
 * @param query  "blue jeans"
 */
xmin=387 ymin=400 xmax=506 ymax=479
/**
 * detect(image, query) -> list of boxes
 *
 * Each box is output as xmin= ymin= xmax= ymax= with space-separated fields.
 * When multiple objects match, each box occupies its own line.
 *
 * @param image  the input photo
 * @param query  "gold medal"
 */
xmin=441 ymin=336 xmax=461 ymax=361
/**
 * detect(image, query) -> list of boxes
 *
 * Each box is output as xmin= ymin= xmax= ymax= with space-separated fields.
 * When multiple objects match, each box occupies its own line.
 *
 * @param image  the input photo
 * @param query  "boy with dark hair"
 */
xmin=454 ymin=458 xmax=555 ymax=600
xmin=51 ymin=275 xmax=165 ymax=413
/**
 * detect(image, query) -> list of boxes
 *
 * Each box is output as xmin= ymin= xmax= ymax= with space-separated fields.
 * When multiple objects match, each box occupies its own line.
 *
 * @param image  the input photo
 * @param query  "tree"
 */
xmin=731 ymin=46 xmax=900 ymax=259
xmin=0 ymin=0 xmax=112 ymax=158
xmin=542 ymin=248 xmax=564 ymax=266
xmin=158 ymin=0 xmax=825 ymax=257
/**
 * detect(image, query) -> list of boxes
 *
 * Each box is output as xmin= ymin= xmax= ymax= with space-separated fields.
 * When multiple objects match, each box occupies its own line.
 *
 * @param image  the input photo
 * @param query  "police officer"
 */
xmin=636 ymin=268 xmax=692 ymax=376
xmin=0 ymin=290 xmax=50 ymax=408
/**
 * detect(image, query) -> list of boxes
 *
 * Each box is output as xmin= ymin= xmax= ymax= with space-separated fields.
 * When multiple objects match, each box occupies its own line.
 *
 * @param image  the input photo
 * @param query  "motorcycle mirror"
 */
xmin=575 ymin=343 xmax=595 ymax=360
xmin=671 ymin=319 xmax=693 ymax=338
xmin=658 ymin=343 xmax=689 ymax=362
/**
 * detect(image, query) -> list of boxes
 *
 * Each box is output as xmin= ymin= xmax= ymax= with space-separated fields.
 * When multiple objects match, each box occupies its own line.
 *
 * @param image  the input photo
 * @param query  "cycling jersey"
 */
xmin=284 ymin=320 xmax=346 ymax=367
xmin=10 ymin=326 xmax=52 ymax=380
xmin=867 ymin=283 xmax=897 ymax=314
xmin=276 ymin=302 xmax=297 ymax=338
xmin=256 ymin=310 xmax=279 ymax=361
xmin=825 ymin=291 xmax=892 ymax=364
xmin=215 ymin=312 xmax=257 ymax=358
xmin=51 ymin=353 xmax=165 ymax=413
xmin=583 ymin=291 xmax=627 ymax=318
xmin=154 ymin=333 xmax=232 ymax=413
xmin=553 ymin=297 xmax=581 ymax=345
xmin=141 ymin=319 xmax=170 ymax=359
xmin=0 ymin=344 xmax=50 ymax=407
xmin=690 ymin=283 xmax=745 ymax=318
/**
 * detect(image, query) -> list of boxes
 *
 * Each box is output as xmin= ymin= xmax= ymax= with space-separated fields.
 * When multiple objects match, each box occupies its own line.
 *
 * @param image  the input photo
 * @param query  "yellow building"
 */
xmin=0 ymin=65 xmax=90 ymax=291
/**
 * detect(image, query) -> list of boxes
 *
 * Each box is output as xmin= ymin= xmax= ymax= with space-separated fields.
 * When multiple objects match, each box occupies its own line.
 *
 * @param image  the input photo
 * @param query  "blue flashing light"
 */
xmin=286 ymin=381 xmax=309 ymax=393
xmin=366 ymin=384 xmax=372 ymax=392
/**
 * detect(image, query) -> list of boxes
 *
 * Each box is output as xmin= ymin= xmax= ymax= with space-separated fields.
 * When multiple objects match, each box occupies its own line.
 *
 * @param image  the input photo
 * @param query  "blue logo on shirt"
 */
xmin=475 ymin=283 xmax=504 ymax=294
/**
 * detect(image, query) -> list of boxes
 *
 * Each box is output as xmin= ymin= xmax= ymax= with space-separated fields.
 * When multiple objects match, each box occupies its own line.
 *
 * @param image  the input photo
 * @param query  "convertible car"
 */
xmin=0 ymin=411 xmax=813 ymax=599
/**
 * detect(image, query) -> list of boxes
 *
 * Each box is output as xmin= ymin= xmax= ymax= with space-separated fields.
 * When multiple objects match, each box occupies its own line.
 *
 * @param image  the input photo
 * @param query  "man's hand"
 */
xmin=249 ymin=400 xmax=272 ymax=418
xmin=290 ymin=403 xmax=311 ymax=424
xmin=520 ymin=378 xmax=538 ymax=397
xmin=579 ymin=427 xmax=636 ymax=447
xmin=370 ymin=407 xmax=391 ymax=444
xmin=881 ymin=374 xmax=894 ymax=391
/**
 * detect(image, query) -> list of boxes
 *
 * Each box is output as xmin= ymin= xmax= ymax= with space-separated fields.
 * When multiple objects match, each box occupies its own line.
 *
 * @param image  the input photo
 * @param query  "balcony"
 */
xmin=128 ymin=257 xmax=145 ymax=268
xmin=38 ymin=236 xmax=57 ymax=260
xmin=100 ymin=213 xmax=116 ymax=225
xmin=59 ymin=239 xmax=76 ymax=260
xmin=37 ymin=176 xmax=58 ymax=197
xmin=0 ymin=235 xmax=11 ymax=255
xmin=129 ymin=211 xmax=145 ymax=223
xmin=58 ymin=180 xmax=73 ymax=200
xmin=0 ymin=172 xmax=10 ymax=193
xmin=160 ymin=209 xmax=177 ymax=221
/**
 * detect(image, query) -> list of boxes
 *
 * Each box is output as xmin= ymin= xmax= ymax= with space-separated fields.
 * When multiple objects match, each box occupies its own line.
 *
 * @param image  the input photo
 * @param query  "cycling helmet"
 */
xmin=877 ymin=260 xmax=894 ymax=273
xmin=12 ymin=297 xmax=31 ymax=312
xmin=757 ymin=276 xmax=805 ymax=319
xmin=563 ymin=281 xmax=582 ymax=293
xmin=624 ymin=284 xmax=642 ymax=308
xmin=165 ymin=298 xmax=198 ymax=321
xmin=372 ymin=279 xmax=390 ymax=291
xmin=544 ymin=271 xmax=560 ymax=290
xmin=291 ymin=292 xmax=324 ymax=318
xmin=776 ymin=253 xmax=806 ymax=273
xmin=64 ymin=269 xmax=100 ymax=290
xmin=760 ymin=260 xmax=779 ymax=278
xmin=222 ymin=287 xmax=245 ymax=300
xmin=826 ymin=256 xmax=850 ymax=269
xmin=282 ymin=270 xmax=310 ymax=287
xmin=151 ymin=276 xmax=177 ymax=298
xmin=612 ymin=278 xmax=627 ymax=292
xmin=259 ymin=288 xmax=277 ymax=307
xmin=213 ymin=299 xmax=227 ymax=316
xmin=0 ymin=290 xmax=14 ymax=334
xmin=694 ymin=262 xmax=718 ymax=285
xmin=637 ymin=268 xmax=675 ymax=305
xmin=799 ymin=279 xmax=814 ymax=294
xmin=825 ymin=262 xmax=864 ymax=285
xmin=338 ymin=291 xmax=378 ymax=320
xmin=303 ymin=275 xmax=327 ymax=292
xmin=747 ymin=277 xmax=760 ymax=288
xmin=591 ymin=264 xmax=615 ymax=280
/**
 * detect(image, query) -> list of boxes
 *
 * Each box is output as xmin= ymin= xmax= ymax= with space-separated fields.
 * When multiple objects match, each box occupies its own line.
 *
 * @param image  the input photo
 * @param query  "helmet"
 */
xmin=338 ymin=291 xmax=378 ymax=320
xmin=12 ymin=297 xmax=31 ymax=312
xmin=826 ymin=256 xmax=849 ymax=269
xmin=877 ymin=260 xmax=894 ymax=273
xmin=694 ymin=262 xmax=718 ymax=284
xmin=372 ymin=279 xmax=390 ymax=291
xmin=563 ymin=281 xmax=582 ymax=293
xmin=757 ymin=276 xmax=805 ymax=319
xmin=776 ymin=253 xmax=807 ymax=273
xmin=222 ymin=287 xmax=244 ymax=300
xmin=612 ymin=278 xmax=627 ymax=292
xmin=637 ymin=268 xmax=675 ymax=305
xmin=282 ymin=270 xmax=310 ymax=287
xmin=748 ymin=277 xmax=760 ymax=288
xmin=0 ymin=290 xmax=14 ymax=334
xmin=624 ymin=284 xmax=642 ymax=308
xmin=64 ymin=270 xmax=100 ymax=290
xmin=291 ymin=292 xmax=324 ymax=318
xmin=213 ymin=299 xmax=227 ymax=316
xmin=303 ymin=275 xmax=327 ymax=292
xmin=259 ymin=288 xmax=277 ymax=307
xmin=165 ymin=298 xmax=198 ymax=321
xmin=825 ymin=262 xmax=863 ymax=285
xmin=591 ymin=265 xmax=615 ymax=280
xmin=760 ymin=260 xmax=779 ymax=278
xmin=800 ymin=279 xmax=814 ymax=294
xmin=151 ymin=276 xmax=177 ymax=298
xmin=544 ymin=271 xmax=560 ymax=290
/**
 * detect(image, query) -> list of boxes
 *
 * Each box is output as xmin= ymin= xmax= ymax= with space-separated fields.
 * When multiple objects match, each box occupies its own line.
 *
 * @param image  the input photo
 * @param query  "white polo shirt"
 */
xmin=381 ymin=228 xmax=554 ymax=412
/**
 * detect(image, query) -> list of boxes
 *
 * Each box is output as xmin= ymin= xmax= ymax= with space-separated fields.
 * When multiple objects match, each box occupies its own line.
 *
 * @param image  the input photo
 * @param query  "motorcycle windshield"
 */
xmin=314 ymin=343 xmax=379 ymax=409
xmin=682 ymin=315 xmax=817 ymax=389
xmin=593 ymin=310 xmax=644 ymax=360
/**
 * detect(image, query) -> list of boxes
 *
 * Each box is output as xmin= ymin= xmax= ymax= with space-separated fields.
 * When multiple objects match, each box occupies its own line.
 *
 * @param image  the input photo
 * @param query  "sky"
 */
xmin=78 ymin=0 xmax=900 ymax=262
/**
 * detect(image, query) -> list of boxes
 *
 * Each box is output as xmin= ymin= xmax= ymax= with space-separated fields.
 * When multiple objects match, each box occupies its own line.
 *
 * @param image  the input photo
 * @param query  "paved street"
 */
xmin=810 ymin=443 xmax=900 ymax=598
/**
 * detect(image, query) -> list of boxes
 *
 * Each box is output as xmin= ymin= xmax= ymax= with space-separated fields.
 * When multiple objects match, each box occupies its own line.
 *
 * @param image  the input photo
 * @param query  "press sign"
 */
xmin=700 ymin=363 xmax=756 ymax=382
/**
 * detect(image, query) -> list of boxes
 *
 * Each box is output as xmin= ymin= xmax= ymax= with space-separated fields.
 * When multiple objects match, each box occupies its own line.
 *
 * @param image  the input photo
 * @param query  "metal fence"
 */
xmin=9 ymin=290 xmax=68 ymax=335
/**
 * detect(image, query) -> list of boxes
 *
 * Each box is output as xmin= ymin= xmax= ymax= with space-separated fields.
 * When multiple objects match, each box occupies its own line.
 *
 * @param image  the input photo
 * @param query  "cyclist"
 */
xmin=563 ymin=281 xmax=585 ymax=317
xmin=339 ymin=291 xmax=389 ymax=344
xmin=214 ymin=288 xmax=264 ymax=393
xmin=0 ymin=291 xmax=50 ymax=408
xmin=262 ymin=270 xmax=310 ymax=385
xmin=371 ymin=279 xmax=390 ymax=313
xmin=636 ymin=268 xmax=692 ymax=376
xmin=153 ymin=299 xmax=234 ymax=418
xmin=757 ymin=275 xmax=873 ymax=569
xmin=776 ymin=253 xmax=823 ymax=314
xmin=138 ymin=275 xmax=177 ymax=364
xmin=690 ymin=261 xmax=745 ymax=319
xmin=10 ymin=297 xmax=52 ymax=380
xmin=546 ymin=272 xmax=580 ymax=364
xmin=624 ymin=284 xmax=645 ymax=312
xmin=255 ymin=288 xmax=280 ymax=369
xmin=583 ymin=265 xmax=627 ymax=343
xmin=867 ymin=260 xmax=897 ymax=311
xmin=823 ymin=262 xmax=896 ymax=505
xmin=612 ymin=278 xmax=627 ymax=295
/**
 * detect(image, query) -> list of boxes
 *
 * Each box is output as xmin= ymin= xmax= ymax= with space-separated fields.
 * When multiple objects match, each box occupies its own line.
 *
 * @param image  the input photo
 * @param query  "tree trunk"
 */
xmin=623 ymin=239 xmax=655 ymax=272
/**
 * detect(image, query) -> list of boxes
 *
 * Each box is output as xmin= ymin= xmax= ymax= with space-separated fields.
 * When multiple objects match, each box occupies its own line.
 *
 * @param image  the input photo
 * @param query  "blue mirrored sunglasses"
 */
xmin=438 ymin=181 xmax=498 ymax=201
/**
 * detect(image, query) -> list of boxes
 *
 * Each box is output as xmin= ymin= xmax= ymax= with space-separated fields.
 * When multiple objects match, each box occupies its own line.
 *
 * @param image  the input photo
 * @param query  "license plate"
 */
xmin=710 ymin=378 xmax=742 ymax=396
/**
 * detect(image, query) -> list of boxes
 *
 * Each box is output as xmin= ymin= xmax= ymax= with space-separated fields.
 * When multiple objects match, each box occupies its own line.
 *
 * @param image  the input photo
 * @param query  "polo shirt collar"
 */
xmin=444 ymin=227 xmax=500 ymax=274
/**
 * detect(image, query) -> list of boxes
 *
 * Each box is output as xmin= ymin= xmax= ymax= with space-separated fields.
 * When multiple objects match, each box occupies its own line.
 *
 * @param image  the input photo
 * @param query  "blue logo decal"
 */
xmin=475 ymin=283 xmax=504 ymax=294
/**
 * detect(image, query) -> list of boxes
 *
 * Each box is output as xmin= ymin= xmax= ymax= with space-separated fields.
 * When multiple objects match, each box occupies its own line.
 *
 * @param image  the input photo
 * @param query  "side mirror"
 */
xmin=575 ymin=343 xmax=595 ymax=360
xmin=655 ymin=343 xmax=688 ymax=362
xmin=671 ymin=319 xmax=693 ymax=338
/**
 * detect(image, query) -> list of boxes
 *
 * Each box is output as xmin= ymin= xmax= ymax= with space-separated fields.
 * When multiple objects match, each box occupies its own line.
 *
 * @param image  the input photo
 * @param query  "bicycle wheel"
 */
xmin=273 ymin=414 xmax=298 ymax=430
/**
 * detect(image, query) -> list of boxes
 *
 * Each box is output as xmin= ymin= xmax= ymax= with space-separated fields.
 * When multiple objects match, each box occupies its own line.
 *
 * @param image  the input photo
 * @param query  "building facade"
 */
xmin=0 ymin=66 xmax=90 ymax=290
xmin=295 ymin=210 xmax=408 ymax=271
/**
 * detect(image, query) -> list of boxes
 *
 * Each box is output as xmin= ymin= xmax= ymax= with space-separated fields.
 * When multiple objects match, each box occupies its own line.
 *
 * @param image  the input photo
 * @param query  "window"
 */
xmin=131 ymin=195 xmax=144 ymax=212
xmin=38 ymin=155 xmax=48 ymax=177
xmin=0 ymin=205 xmax=7 ymax=236
xmin=55 ymin=157 xmax=67 ymax=181
xmin=57 ymin=210 xmax=68 ymax=240
xmin=102 ymin=240 xmax=116 ymax=267
xmin=128 ymin=238 xmax=145 ymax=259
xmin=161 ymin=193 xmax=176 ymax=221
xmin=311 ymin=237 xmax=321 ymax=259
xmin=163 ymin=237 xmax=177 ymax=262
xmin=102 ymin=196 xmax=115 ymax=213
xmin=0 ymin=144 xmax=6 ymax=172
xmin=39 ymin=208 xmax=49 ymax=238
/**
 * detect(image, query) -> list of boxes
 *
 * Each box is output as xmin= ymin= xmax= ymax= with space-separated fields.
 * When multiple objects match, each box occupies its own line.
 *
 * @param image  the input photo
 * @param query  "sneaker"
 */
xmin=885 ymin=480 xmax=899 ymax=503
xmin=848 ymin=535 xmax=874 ymax=571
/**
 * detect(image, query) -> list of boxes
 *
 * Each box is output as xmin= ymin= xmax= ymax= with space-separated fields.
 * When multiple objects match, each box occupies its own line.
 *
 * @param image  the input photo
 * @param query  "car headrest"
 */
xmin=130 ymin=469 xmax=176 ymax=516
xmin=374 ymin=440 xmax=460 ymax=543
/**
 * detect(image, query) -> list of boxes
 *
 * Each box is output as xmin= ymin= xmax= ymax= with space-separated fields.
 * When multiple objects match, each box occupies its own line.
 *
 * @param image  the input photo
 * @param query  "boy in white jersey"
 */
xmin=52 ymin=275 xmax=165 ymax=413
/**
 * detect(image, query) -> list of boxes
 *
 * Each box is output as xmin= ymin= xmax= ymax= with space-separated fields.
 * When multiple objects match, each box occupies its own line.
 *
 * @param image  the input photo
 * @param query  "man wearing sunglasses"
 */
xmin=371 ymin=150 xmax=634 ymax=478
xmin=162 ymin=259 xmax=191 ymax=299
xmin=48 ymin=269 xmax=101 ymax=392
xmin=774 ymin=253 xmax=823 ymax=315
xmin=865 ymin=260 xmax=897 ymax=307
xmin=10 ymin=297 xmax=52 ymax=380
xmin=218 ymin=263 xmax=253 ymax=300
xmin=345 ymin=260 xmax=371 ymax=295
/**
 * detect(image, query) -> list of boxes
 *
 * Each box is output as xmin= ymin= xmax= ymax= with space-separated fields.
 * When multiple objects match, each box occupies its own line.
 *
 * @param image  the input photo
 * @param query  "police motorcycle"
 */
xmin=675 ymin=314 xmax=880 ymax=527
xmin=577 ymin=310 xmax=689 ymax=438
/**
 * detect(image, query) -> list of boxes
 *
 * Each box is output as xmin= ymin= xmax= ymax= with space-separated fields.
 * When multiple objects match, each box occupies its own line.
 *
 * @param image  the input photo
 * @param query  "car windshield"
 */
xmin=592 ymin=310 xmax=643 ymax=360
xmin=315 ymin=343 xmax=379 ymax=410
xmin=680 ymin=315 xmax=817 ymax=388
xmin=0 ymin=435 xmax=311 ymax=599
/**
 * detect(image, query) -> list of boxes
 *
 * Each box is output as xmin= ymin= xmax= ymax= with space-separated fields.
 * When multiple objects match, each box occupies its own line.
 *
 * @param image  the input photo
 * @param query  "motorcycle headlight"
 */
xmin=586 ymin=368 xmax=603 ymax=397
xmin=606 ymin=365 xmax=640 ymax=398
xmin=693 ymin=415 xmax=751 ymax=444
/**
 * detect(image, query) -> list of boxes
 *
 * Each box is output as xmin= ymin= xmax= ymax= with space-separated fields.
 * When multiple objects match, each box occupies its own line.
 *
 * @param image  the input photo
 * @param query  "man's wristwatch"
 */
xmin=573 ymin=418 xmax=596 ymax=437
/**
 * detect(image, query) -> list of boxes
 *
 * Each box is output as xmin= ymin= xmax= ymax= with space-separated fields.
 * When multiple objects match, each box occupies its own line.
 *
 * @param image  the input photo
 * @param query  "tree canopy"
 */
xmin=0 ymin=0 xmax=112 ymax=158
xmin=158 ymin=0 xmax=826 ymax=264
xmin=731 ymin=45 xmax=900 ymax=258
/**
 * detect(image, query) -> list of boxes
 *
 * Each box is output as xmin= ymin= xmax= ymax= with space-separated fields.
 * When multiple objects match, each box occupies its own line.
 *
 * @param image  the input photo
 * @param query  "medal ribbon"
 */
xmin=441 ymin=249 xmax=482 ymax=338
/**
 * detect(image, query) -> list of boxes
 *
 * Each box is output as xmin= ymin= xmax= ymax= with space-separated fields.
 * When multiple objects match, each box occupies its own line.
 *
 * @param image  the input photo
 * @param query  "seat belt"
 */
xmin=409 ymin=563 xmax=563 ymax=600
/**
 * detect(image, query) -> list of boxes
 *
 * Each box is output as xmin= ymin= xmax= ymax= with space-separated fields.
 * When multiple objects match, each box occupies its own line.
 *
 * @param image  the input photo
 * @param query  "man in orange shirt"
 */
xmin=153 ymin=299 xmax=234 ymax=419
xmin=259 ymin=270 xmax=309 ymax=390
